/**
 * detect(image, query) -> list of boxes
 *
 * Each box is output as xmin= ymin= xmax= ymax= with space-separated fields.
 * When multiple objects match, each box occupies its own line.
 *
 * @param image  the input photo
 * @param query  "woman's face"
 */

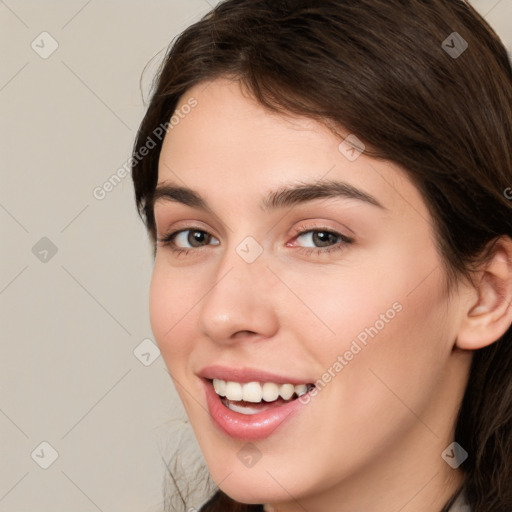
xmin=150 ymin=79 xmax=469 ymax=509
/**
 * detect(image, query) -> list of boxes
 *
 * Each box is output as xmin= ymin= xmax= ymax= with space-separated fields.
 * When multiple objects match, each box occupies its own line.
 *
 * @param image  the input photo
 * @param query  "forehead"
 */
xmin=156 ymin=78 xmax=428 ymax=222
xmin=163 ymin=78 xmax=335 ymax=168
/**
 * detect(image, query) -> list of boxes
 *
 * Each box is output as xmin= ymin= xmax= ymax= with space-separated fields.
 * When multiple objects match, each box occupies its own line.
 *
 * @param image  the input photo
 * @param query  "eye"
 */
xmin=174 ymin=229 xmax=218 ymax=248
xmin=287 ymin=226 xmax=354 ymax=256
xmin=158 ymin=228 xmax=220 ymax=251
xmin=295 ymin=230 xmax=344 ymax=248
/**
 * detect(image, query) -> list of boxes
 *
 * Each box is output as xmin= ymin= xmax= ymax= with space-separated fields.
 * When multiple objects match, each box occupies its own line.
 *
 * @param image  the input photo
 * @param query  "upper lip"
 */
xmin=197 ymin=365 xmax=313 ymax=385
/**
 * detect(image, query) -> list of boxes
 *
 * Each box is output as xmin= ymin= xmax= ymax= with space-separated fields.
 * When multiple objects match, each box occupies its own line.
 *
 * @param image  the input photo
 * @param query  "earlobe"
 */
xmin=456 ymin=236 xmax=512 ymax=350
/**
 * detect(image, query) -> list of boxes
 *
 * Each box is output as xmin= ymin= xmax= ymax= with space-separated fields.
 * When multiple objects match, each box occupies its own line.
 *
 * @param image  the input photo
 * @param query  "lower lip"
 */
xmin=202 ymin=379 xmax=311 ymax=440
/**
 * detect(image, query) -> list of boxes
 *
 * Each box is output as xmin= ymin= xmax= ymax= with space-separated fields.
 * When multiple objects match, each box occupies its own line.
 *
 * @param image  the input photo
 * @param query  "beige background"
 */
xmin=1 ymin=1 xmax=511 ymax=511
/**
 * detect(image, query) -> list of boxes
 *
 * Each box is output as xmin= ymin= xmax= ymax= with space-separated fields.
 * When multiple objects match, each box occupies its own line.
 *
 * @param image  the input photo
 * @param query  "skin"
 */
xmin=149 ymin=78 xmax=512 ymax=512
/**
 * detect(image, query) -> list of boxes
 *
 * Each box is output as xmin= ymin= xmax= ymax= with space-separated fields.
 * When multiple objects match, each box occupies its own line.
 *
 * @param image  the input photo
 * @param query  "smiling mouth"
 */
xmin=211 ymin=378 xmax=316 ymax=415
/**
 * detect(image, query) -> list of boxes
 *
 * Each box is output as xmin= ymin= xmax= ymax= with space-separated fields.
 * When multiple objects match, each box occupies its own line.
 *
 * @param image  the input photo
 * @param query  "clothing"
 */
xmin=262 ymin=499 xmax=471 ymax=512
xmin=262 ymin=495 xmax=472 ymax=512
xmin=447 ymin=490 xmax=471 ymax=512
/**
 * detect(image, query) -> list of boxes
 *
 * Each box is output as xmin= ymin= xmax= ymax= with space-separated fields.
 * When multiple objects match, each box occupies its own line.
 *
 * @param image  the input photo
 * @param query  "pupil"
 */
xmin=313 ymin=231 xmax=337 ymax=247
xmin=189 ymin=230 xmax=208 ymax=247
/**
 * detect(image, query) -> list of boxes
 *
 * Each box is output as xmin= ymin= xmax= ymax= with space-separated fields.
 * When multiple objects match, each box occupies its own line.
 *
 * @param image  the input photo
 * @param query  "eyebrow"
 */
xmin=152 ymin=180 xmax=386 ymax=212
xmin=261 ymin=180 xmax=386 ymax=210
xmin=153 ymin=184 xmax=211 ymax=211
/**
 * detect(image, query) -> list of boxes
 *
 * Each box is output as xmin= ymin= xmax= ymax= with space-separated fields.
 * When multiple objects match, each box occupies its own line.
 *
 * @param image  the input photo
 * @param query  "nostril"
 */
xmin=233 ymin=330 xmax=258 ymax=337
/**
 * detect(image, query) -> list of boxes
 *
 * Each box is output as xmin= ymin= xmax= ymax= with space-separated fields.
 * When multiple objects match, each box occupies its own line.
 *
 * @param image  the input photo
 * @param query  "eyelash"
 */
xmin=157 ymin=227 xmax=211 ymax=257
xmin=290 ymin=223 xmax=353 ymax=256
xmin=156 ymin=225 xmax=354 ymax=256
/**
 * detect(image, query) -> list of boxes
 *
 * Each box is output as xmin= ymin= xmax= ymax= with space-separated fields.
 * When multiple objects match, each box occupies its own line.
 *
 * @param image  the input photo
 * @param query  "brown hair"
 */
xmin=131 ymin=1 xmax=512 ymax=510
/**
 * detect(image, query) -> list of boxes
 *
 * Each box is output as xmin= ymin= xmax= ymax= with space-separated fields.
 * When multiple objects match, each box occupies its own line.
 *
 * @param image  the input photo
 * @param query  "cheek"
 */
xmin=296 ymin=237 xmax=442 ymax=347
xmin=254 ymin=259 xmax=451 ymax=486
xmin=149 ymin=259 xmax=199 ymax=368
xmin=283 ymin=241 xmax=450 ymax=407
xmin=277 ymin=262 xmax=406 ymax=367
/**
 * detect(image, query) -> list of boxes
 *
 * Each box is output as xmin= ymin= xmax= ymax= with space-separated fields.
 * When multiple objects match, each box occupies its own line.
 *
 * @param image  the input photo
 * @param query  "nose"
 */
xmin=198 ymin=245 xmax=279 ymax=345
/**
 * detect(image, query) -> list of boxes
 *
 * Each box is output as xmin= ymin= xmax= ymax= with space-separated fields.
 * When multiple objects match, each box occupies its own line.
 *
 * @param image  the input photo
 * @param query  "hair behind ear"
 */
xmin=455 ymin=327 xmax=512 ymax=510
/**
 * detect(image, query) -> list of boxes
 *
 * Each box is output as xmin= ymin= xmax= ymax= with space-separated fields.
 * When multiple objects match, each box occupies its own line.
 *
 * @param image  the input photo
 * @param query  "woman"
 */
xmin=131 ymin=1 xmax=512 ymax=511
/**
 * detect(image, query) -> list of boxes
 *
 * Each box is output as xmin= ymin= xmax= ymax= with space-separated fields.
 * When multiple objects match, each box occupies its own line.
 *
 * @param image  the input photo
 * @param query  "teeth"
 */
xmin=242 ymin=382 xmax=262 ymax=403
xmin=294 ymin=384 xmax=308 ymax=397
xmin=213 ymin=378 xmax=226 ymax=396
xmin=262 ymin=382 xmax=280 ymax=402
xmin=280 ymin=383 xmax=295 ymax=400
xmin=225 ymin=401 xmax=264 ymax=415
xmin=212 ymin=379 xmax=311 ymax=402
xmin=225 ymin=381 xmax=243 ymax=401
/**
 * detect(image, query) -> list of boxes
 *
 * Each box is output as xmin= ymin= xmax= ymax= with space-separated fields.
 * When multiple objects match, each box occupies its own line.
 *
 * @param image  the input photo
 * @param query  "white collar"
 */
xmin=448 ymin=491 xmax=471 ymax=512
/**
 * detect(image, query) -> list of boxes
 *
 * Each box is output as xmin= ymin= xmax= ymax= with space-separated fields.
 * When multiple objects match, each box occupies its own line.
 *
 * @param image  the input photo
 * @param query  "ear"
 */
xmin=456 ymin=235 xmax=512 ymax=350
